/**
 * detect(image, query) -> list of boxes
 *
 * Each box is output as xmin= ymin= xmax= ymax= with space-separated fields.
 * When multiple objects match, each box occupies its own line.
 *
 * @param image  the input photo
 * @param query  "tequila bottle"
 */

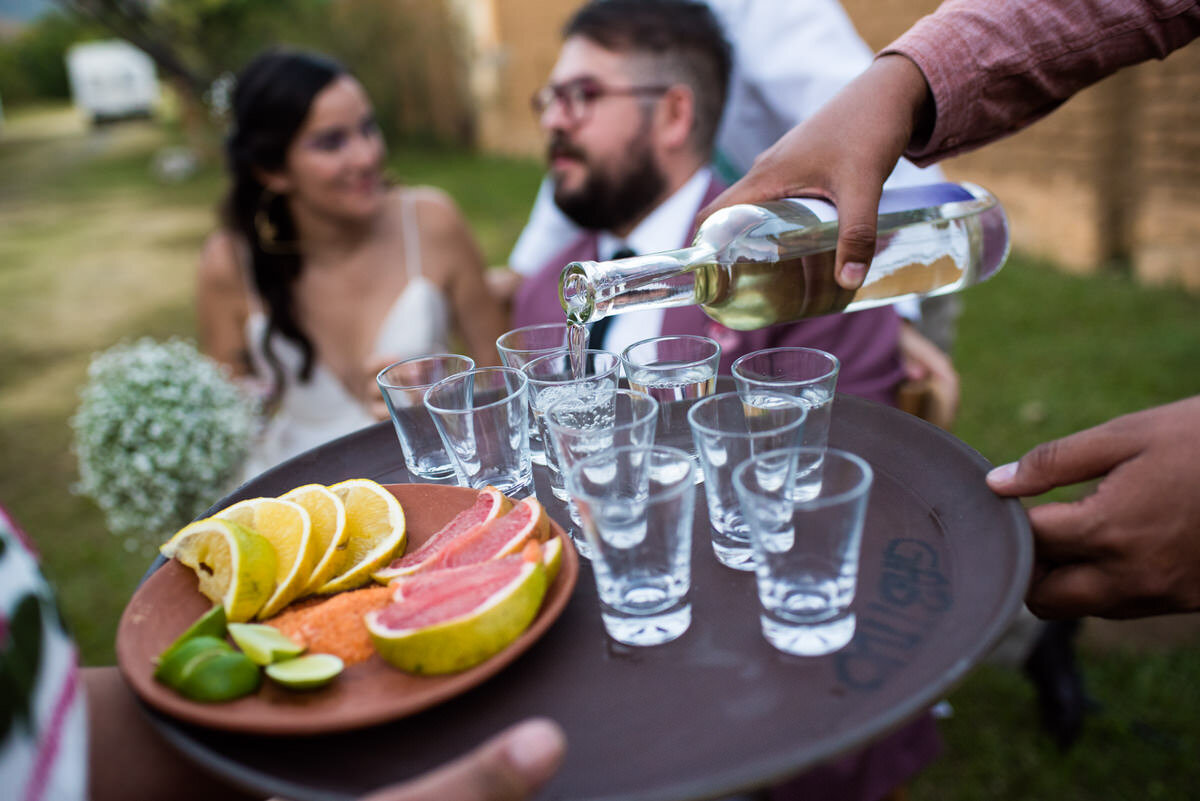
xmin=560 ymin=182 xmax=1009 ymax=331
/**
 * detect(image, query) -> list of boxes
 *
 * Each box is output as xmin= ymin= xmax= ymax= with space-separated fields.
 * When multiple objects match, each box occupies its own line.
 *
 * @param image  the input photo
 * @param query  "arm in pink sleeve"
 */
xmin=880 ymin=0 xmax=1200 ymax=164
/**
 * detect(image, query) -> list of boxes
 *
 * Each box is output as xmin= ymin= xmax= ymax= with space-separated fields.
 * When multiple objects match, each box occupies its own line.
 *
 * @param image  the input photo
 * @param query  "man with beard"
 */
xmin=510 ymin=0 xmax=910 ymax=408
xmin=511 ymin=8 xmax=942 ymax=798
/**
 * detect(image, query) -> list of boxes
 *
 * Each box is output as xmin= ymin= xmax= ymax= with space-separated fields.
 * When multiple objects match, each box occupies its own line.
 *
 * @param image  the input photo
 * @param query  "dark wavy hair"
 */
xmin=222 ymin=48 xmax=346 ymax=391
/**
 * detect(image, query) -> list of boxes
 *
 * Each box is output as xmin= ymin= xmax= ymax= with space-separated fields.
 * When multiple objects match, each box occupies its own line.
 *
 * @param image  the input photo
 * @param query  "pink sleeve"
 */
xmin=880 ymin=0 xmax=1200 ymax=164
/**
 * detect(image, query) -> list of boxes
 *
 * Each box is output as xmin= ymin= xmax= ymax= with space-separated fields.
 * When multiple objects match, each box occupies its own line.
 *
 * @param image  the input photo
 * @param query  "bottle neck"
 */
xmin=560 ymin=244 xmax=716 ymax=324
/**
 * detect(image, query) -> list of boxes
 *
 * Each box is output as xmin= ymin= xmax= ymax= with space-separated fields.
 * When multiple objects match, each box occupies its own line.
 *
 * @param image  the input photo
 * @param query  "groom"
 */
xmin=510 ymin=0 xmax=908 ymax=407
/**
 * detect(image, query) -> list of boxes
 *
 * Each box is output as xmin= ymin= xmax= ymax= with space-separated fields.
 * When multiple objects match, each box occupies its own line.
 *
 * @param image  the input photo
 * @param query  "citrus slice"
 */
xmin=228 ymin=623 xmax=305 ymax=666
xmin=281 ymin=484 xmax=349 ymax=595
xmin=542 ymin=536 xmax=564 ymax=585
xmin=424 ymin=496 xmax=549 ymax=573
xmin=160 ymin=519 xmax=277 ymax=622
xmin=316 ymin=479 xmax=407 ymax=595
xmin=372 ymin=486 xmax=511 ymax=583
xmin=216 ymin=497 xmax=316 ymax=619
xmin=153 ymin=635 xmax=232 ymax=687
xmin=154 ymin=605 xmax=227 ymax=668
xmin=176 ymin=650 xmax=262 ymax=702
xmin=264 ymin=653 xmax=345 ymax=690
xmin=366 ymin=551 xmax=548 ymax=675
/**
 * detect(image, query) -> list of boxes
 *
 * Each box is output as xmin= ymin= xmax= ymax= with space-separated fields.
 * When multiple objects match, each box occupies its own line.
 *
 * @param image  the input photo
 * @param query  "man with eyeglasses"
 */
xmin=509 ymin=5 xmax=940 ymax=796
xmin=511 ymin=0 xmax=923 ymax=406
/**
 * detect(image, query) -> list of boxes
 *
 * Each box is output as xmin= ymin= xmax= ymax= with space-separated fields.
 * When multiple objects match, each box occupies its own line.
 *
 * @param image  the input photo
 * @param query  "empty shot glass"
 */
xmin=620 ymin=335 xmax=721 ymax=480
xmin=731 ymin=347 xmax=840 ymax=501
xmin=521 ymin=349 xmax=620 ymax=501
xmin=377 ymin=354 xmax=475 ymax=480
xmin=496 ymin=323 xmax=572 ymax=465
xmin=544 ymin=388 xmax=659 ymax=559
xmin=423 ymin=366 xmax=532 ymax=497
xmin=569 ymin=445 xmax=695 ymax=646
xmin=734 ymin=447 xmax=873 ymax=656
xmin=687 ymin=392 xmax=807 ymax=571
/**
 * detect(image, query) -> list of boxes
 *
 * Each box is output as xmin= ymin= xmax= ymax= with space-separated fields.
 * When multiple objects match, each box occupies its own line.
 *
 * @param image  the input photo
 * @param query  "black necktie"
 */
xmin=587 ymin=247 xmax=636 ymax=351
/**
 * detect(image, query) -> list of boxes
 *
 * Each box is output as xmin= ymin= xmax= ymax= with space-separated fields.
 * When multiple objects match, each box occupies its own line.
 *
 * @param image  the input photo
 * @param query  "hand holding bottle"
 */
xmin=987 ymin=395 xmax=1200 ymax=620
xmin=699 ymin=55 xmax=933 ymax=291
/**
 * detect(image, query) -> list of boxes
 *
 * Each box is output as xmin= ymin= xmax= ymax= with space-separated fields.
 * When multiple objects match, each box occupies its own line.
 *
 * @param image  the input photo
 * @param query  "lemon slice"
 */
xmin=160 ymin=519 xmax=277 ymax=622
xmin=217 ymin=497 xmax=317 ymax=619
xmin=316 ymin=479 xmax=406 ymax=595
xmin=228 ymin=623 xmax=305 ymax=666
xmin=281 ymin=484 xmax=349 ymax=595
xmin=265 ymin=653 xmax=344 ymax=690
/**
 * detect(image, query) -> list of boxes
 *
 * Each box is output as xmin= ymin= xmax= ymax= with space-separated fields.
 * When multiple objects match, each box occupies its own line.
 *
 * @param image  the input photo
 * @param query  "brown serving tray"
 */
xmin=135 ymin=393 xmax=1031 ymax=801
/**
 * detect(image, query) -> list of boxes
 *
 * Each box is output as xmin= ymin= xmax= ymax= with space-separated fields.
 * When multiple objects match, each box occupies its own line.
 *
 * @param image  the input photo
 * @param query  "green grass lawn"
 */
xmin=2 ymin=106 xmax=1198 ymax=798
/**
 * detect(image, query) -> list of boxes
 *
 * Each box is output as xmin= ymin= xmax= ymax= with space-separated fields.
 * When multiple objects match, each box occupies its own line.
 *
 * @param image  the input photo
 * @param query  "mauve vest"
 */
xmin=511 ymin=179 xmax=906 ymax=407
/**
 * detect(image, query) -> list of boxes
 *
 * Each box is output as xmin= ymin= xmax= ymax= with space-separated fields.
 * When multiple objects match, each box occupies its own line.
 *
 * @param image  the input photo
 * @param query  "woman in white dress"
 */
xmin=196 ymin=49 xmax=506 ymax=477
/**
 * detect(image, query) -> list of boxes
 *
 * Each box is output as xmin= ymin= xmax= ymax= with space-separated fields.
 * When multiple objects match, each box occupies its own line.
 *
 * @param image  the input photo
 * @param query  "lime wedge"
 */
xmin=176 ymin=651 xmax=262 ymax=702
xmin=153 ymin=635 xmax=231 ymax=687
xmin=264 ymin=653 xmax=344 ymax=690
xmin=228 ymin=623 xmax=305 ymax=666
xmin=154 ymin=606 xmax=228 ymax=667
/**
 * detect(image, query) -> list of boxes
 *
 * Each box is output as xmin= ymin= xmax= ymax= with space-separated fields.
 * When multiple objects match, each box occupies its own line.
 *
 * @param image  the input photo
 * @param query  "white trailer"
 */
xmin=66 ymin=40 xmax=158 ymax=124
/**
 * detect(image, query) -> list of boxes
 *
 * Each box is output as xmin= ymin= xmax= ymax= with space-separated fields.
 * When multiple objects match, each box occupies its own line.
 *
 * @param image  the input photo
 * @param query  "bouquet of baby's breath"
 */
xmin=72 ymin=338 xmax=259 ymax=549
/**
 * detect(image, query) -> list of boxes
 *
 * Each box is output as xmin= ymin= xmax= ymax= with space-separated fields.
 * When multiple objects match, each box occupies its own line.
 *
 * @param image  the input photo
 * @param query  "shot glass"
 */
xmin=423 ymin=366 xmax=532 ymax=497
xmin=521 ymin=349 xmax=620 ymax=501
xmin=496 ymin=323 xmax=571 ymax=465
xmin=687 ymin=392 xmax=807 ymax=571
xmin=569 ymin=445 xmax=695 ymax=646
xmin=544 ymin=388 xmax=659 ymax=559
xmin=620 ymin=335 xmax=721 ymax=481
xmin=376 ymin=354 xmax=475 ymax=480
xmin=734 ymin=447 xmax=873 ymax=656
xmin=731 ymin=347 xmax=840 ymax=501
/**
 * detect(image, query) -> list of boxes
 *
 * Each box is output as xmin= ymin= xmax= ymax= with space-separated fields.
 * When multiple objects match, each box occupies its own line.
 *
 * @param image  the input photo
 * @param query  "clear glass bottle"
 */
xmin=560 ymin=182 xmax=1010 ymax=331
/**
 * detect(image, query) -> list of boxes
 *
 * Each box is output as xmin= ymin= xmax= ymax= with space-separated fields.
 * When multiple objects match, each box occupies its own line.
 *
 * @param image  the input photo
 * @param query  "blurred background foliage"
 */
xmin=0 ymin=0 xmax=474 ymax=148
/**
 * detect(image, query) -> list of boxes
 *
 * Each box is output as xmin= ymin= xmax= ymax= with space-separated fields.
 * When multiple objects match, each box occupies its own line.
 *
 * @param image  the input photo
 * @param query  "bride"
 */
xmin=197 ymin=49 xmax=505 ymax=478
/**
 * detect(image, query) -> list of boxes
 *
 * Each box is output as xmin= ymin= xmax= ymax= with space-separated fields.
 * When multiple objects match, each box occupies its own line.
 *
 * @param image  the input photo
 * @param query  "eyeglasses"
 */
xmin=531 ymin=77 xmax=672 ymax=124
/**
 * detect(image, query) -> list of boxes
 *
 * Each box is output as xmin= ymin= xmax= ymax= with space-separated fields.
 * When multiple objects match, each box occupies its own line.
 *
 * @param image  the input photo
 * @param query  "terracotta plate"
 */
xmin=115 ymin=483 xmax=578 ymax=736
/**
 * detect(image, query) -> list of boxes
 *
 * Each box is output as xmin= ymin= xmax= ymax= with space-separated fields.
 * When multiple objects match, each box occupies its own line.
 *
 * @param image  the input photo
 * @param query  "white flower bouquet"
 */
xmin=71 ymin=338 xmax=259 ymax=547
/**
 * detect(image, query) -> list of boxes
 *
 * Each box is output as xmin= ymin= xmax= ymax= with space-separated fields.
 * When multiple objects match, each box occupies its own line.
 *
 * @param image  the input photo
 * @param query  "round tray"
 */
xmin=141 ymin=394 xmax=1031 ymax=801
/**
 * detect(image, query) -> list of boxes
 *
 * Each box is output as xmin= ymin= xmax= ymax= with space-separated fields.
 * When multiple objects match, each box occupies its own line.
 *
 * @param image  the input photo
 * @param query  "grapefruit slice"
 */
xmin=366 ymin=552 xmax=548 ymax=675
xmin=421 ymin=497 xmax=550 ymax=573
xmin=371 ymin=486 xmax=512 ymax=583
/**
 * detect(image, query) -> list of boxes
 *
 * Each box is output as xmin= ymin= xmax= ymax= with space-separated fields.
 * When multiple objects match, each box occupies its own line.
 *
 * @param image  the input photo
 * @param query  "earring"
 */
xmin=254 ymin=190 xmax=299 ymax=255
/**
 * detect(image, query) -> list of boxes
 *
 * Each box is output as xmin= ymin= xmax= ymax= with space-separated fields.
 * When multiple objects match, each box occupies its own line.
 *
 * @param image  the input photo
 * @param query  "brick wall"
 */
xmin=463 ymin=0 xmax=1200 ymax=287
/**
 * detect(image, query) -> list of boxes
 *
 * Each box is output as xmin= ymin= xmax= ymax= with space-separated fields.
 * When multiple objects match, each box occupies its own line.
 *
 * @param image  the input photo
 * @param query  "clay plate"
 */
xmin=115 ymin=483 xmax=578 ymax=736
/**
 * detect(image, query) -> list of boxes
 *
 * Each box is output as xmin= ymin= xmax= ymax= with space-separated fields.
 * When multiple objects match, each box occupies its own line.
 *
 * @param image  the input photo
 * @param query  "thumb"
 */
xmin=360 ymin=718 xmax=566 ymax=801
xmin=831 ymin=186 xmax=882 ymax=290
xmin=986 ymin=423 xmax=1139 ymax=498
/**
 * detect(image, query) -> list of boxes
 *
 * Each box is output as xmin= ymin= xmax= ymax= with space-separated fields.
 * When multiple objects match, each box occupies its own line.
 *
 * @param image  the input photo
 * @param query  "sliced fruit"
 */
xmin=216 ymin=497 xmax=317 ymax=619
xmin=366 ymin=554 xmax=548 ymax=675
xmin=372 ymin=486 xmax=511 ymax=583
xmin=176 ymin=650 xmax=262 ymax=702
xmin=542 ymin=536 xmax=564 ymax=585
xmin=316 ymin=479 xmax=407 ymax=595
xmin=228 ymin=623 xmax=305 ymax=666
xmin=422 ymin=496 xmax=549 ymax=573
xmin=160 ymin=519 xmax=277 ymax=622
xmin=154 ymin=605 xmax=227 ymax=667
xmin=153 ymin=635 xmax=232 ymax=687
xmin=281 ymin=483 xmax=349 ymax=595
xmin=264 ymin=653 xmax=345 ymax=690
